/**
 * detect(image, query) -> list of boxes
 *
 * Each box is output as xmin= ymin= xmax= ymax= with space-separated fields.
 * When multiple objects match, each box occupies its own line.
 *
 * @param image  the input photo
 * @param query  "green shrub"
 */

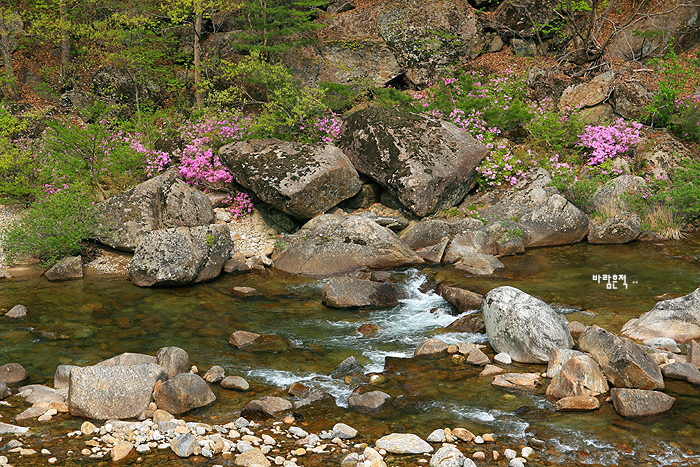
xmin=1 ymin=186 xmax=102 ymax=267
xmin=0 ymin=138 xmax=34 ymax=200
xmin=667 ymin=160 xmax=700 ymax=221
xmin=526 ymin=100 xmax=585 ymax=154
xmin=642 ymin=43 xmax=691 ymax=128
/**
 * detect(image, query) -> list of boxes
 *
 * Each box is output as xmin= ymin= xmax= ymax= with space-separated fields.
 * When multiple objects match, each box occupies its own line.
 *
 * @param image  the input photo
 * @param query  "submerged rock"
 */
xmin=6 ymin=304 xmax=27 ymax=318
xmin=578 ymin=325 xmax=664 ymax=390
xmin=321 ymin=277 xmax=406 ymax=308
xmin=0 ymin=380 xmax=9 ymax=399
xmin=348 ymin=391 xmax=391 ymax=413
xmin=228 ymin=330 xmax=291 ymax=353
xmin=492 ymin=373 xmax=541 ymax=390
xmin=610 ymin=388 xmax=675 ymax=417
xmin=330 ymin=356 xmax=366 ymax=379
xmin=621 ymin=287 xmax=700 ymax=342
xmin=240 ymin=396 xmax=292 ymax=419
xmin=0 ymin=362 xmax=28 ymax=385
xmin=554 ymin=395 xmax=601 ymax=411
xmin=483 ymin=286 xmax=573 ymax=363
xmin=271 ymin=214 xmax=423 ymax=276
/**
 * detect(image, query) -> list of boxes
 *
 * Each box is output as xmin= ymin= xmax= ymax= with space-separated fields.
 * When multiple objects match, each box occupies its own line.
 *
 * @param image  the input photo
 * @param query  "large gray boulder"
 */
xmin=68 ymin=364 xmax=168 ymax=419
xmin=218 ymin=139 xmax=361 ymax=219
xmin=128 ymin=224 xmax=232 ymax=287
xmin=97 ymin=169 xmax=214 ymax=251
xmin=153 ymin=373 xmax=216 ymax=415
xmin=348 ymin=390 xmax=391 ymax=413
xmin=518 ymin=194 xmax=589 ymax=247
xmin=338 ymin=107 xmax=488 ymax=217
xmin=271 ymin=214 xmax=423 ymax=276
xmin=578 ymin=325 xmax=664 ymax=390
xmin=621 ymin=288 xmax=700 ymax=342
xmin=483 ymin=286 xmax=573 ymax=363
xmin=591 ymin=175 xmax=646 ymax=214
xmin=321 ymin=277 xmax=406 ymax=308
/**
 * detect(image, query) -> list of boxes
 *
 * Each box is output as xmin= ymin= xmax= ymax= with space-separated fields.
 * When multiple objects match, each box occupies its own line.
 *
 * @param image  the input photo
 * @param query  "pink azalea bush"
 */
xmin=578 ymin=119 xmax=642 ymax=166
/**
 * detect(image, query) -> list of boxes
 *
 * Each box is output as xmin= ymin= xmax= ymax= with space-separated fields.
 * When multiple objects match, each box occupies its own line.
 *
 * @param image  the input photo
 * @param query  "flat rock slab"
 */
xmin=492 ymin=373 xmax=541 ymax=390
xmin=0 ymin=422 xmax=30 ymax=434
xmin=437 ymin=284 xmax=483 ymax=312
xmin=271 ymin=214 xmax=423 ymax=276
xmin=376 ymin=433 xmax=433 ymax=454
xmin=219 ymin=139 xmax=361 ymax=219
xmin=321 ymin=276 xmax=406 ymax=308
xmin=228 ymin=331 xmax=291 ymax=353
xmin=68 ymin=364 xmax=168 ymax=420
xmin=546 ymin=355 xmax=609 ymax=400
xmin=622 ymin=287 xmax=700 ymax=342
xmin=555 ymin=395 xmax=601 ymax=411
xmin=414 ymin=338 xmax=449 ymax=357
xmin=610 ymin=388 xmax=675 ymax=418
xmin=662 ymin=362 xmax=700 ymax=385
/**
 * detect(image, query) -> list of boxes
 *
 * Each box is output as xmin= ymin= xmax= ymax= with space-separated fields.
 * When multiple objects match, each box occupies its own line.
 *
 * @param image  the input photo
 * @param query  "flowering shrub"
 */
xmin=229 ymin=192 xmax=253 ymax=218
xmin=578 ymin=119 xmax=642 ymax=166
xmin=526 ymin=99 xmax=585 ymax=154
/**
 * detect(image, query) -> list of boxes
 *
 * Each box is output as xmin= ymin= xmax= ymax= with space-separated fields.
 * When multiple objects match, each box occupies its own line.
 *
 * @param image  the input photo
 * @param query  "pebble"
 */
xmin=48 ymin=457 xmax=58 ymax=464
xmin=494 ymin=353 xmax=512 ymax=364
xmin=505 ymin=448 xmax=517 ymax=459
xmin=522 ymin=446 xmax=534 ymax=458
xmin=473 ymin=451 xmax=486 ymax=459
xmin=510 ymin=458 xmax=526 ymax=467
xmin=474 ymin=436 xmax=484 ymax=444
xmin=482 ymin=433 xmax=495 ymax=442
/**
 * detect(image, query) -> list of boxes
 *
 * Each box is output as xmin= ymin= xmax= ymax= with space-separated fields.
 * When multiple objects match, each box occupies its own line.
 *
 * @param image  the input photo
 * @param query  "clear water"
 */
xmin=2 ymin=234 xmax=700 ymax=466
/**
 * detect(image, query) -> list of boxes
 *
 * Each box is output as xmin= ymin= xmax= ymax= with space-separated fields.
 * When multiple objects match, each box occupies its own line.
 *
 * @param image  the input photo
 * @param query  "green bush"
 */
xmin=526 ymin=101 xmax=585 ymax=155
xmin=642 ymin=43 xmax=691 ymax=127
xmin=1 ymin=186 xmax=102 ymax=267
xmin=667 ymin=160 xmax=700 ymax=221
xmin=0 ymin=138 xmax=34 ymax=200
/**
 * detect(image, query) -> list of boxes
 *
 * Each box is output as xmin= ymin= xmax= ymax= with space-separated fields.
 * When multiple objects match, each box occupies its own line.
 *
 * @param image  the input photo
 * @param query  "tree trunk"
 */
xmin=193 ymin=3 xmax=203 ymax=108
xmin=60 ymin=1 xmax=70 ymax=80
xmin=0 ymin=9 xmax=16 ymax=99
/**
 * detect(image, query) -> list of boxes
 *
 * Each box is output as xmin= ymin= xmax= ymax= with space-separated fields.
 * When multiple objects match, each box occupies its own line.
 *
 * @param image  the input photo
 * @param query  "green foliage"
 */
xmin=550 ymin=174 xmax=598 ymax=214
xmin=319 ymin=82 xmax=357 ymax=112
xmin=373 ymin=86 xmax=416 ymax=110
xmin=213 ymin=52 xmax=332 ymax=141
xmin=0 ymin=138 xmax=34 ymax=200
xmin=667 ymin=160 xmax=700 ymax=221
xmin=1 ymin=186 xmax=101 ymax=267
xmin=642 ymin=43 xmax=690 ymax=127
xmin=234 ymin=0 xmax=328 ymax=56
xmin=526 ymin=102 xmax=585 ymax=154
xmin=36 ymin=118 xmax=147 ymax=198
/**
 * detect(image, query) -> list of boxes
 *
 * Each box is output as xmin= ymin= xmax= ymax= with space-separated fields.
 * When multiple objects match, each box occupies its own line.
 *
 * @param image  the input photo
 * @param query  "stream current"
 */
xmin=2 ymin=234 xmax=700 ymax=466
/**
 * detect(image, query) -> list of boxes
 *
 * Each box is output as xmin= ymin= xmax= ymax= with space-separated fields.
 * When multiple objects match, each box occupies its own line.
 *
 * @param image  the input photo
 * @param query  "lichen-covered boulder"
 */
xmin=218 ymin=139 xmax=361 ymax=219
xmin=128 ymin=224 xmax=232 ymax=287
xmin=97 ymin=169 xmax=214 ymax=251
xmin=483 ymin=286 xmax=573 ymax=363
xmin=271 ymin=214 xmax=423 ymax=276
xmin=621 ymin=287 xmax=700 ymax=342
xmin=587 ymin=212 xmax=641 ymax=244
xmin=518 ymin=194 xmax=589 ymax=247
xmin=338 ymin=107 xmax=488 ymax=217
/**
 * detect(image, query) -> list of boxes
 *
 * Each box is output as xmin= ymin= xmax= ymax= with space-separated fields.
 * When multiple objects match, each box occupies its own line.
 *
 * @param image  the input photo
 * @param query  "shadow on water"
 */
xmin=1 ymin=234 xmax=700 ymax=466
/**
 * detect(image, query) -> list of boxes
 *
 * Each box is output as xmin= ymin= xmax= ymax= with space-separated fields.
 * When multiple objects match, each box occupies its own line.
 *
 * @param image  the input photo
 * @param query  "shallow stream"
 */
xmin=2 ymin=234 xmax=700 ymax=466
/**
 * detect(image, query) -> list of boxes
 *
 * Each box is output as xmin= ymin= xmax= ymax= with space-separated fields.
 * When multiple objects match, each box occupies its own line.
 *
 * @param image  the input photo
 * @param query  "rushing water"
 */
xmin=1 ymin=234 xmax=700 ymax=466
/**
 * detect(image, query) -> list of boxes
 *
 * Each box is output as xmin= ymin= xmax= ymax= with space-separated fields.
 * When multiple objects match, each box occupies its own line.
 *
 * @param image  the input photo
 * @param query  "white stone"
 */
xmin=494 ymin=353 xmax=512 ymax=365
xmin=521 ymin=447 xmax=534 ymax=458
xmin=510 ymin=459 xmax=525 ymax=467
xmin=504 ymin=448 xmax=517 ymax=459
